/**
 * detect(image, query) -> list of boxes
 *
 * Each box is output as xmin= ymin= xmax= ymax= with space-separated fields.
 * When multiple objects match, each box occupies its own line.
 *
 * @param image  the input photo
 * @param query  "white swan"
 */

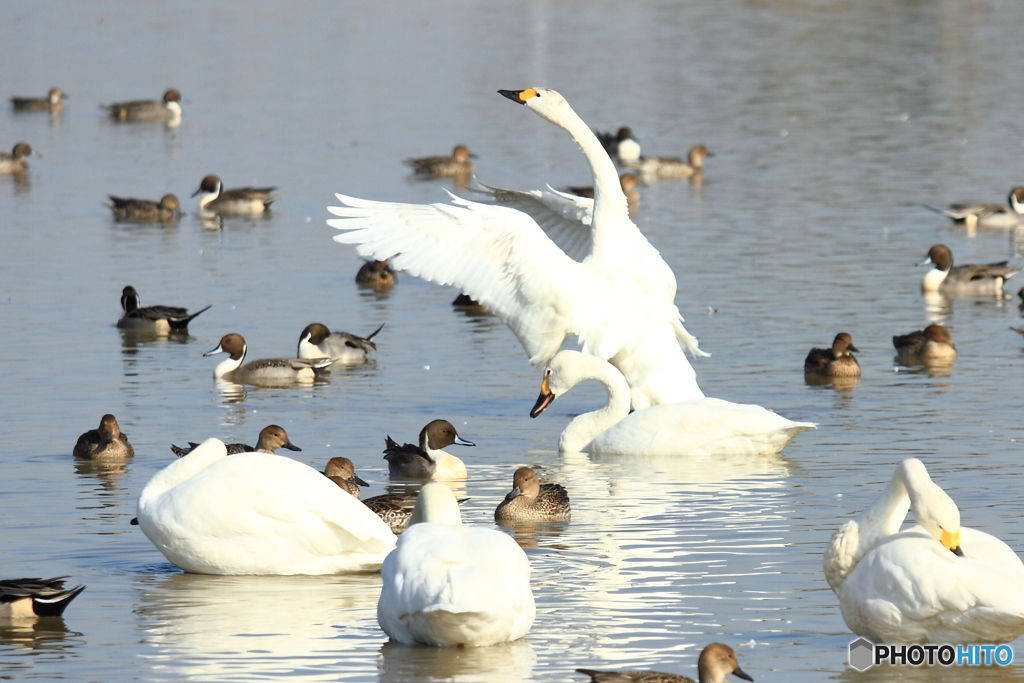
xmin=530 ymin=350 xmax=814 ymax=455
xmin=136 ymin=439 xmax=396 ymax=575
xmin=329 ymin=87 xmax=705 ymax=410
xmin=824 ymin=458 xmax=1024 ymax=644
xmin=377 ymin=483 xmax=535 ymax=646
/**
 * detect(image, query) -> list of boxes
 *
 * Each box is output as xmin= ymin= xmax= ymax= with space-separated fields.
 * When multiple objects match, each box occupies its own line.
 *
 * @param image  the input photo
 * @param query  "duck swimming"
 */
xmin=576 ymin=642 xmax=754 ymax=683
xmin=192 ymin=175 xmax=279 ymax=216
xmin=135 ymin=438 xmax=396 ymax=574
xmin=594 ymin=126 xmax=641 ymax=163
xmin=0 ymin=577 xmax=86 ymax=618
xmin=924 ymin=187 xmax=1024 ymax=229
xmin=117 ymin=285 xmax=210 ymax=332
xmin=74 ymin=414 xmax=134 ymax=460
xmin=626 ymin=144 xmax=713 ymax=181
xmin=804 ymin=333 xmax=860 ymax=378
xmin=824 ymin=458 xmax=1024 ymax=644
xmin=404 ymin=144 xmax=476 ymax=177
xmin=892 ymin=324 xmax=957 ymax=362
xmin=918 ymin=244 xmax=1017 ymax=297
xmin=355 ymin=259 xmax=398 ymax=290
xmin=330 ymin=88 xmax=707 ymax=410
xmin=171 ymin=424 xmax=301 ymax=457
xmin=204 ymin=333 xmax=331 ymax=384
xmin=104 ymin=88 xmax=181 ymax=124
xmin=107 ymin=194 xmax=181 ymax=222
xmin=531 ymin=351 xmax=814 ymax=456
xmin=377 ymin=483 xmax=535 ymax=646
xmin=383 ymin=419 xmax=473 ymax=480
xmin=494 ymin=466 xmax=570 ymax=523
xmin=0 ymin=143 xmax=31 ymax=174
xmin=297 ymin=322 xmax=383 ymax=367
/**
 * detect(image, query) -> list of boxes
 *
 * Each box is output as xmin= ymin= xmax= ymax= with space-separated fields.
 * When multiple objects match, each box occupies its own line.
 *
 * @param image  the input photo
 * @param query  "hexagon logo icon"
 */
xmin=849 ymin=637 xmax=874 ymax=671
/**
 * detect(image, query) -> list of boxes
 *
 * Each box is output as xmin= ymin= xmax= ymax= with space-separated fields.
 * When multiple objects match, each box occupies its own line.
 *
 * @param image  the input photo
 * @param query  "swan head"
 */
xmin=900 ymin=458 xmax=964 ymax=557
xmin=498 ymin=88 xmax=574 ymax=128
xmin=408 ymin=482 xmax=462 ymax=526
xmin=530 ymin=350 xmax=610 ymax=418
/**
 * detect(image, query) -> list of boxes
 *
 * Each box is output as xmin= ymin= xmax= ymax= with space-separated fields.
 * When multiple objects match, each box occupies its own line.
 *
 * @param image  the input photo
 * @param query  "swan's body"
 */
xmin=377 ymin=483 xmax=535 ymax=646
xmin=919 ymin=244 xmax=1017 ymax=297
xmin=531 ymin=351 xmax=814 ymax=455
xmin=136 ymin=439 xmax=396 ymax=575
xmin=823 ymin=458 xmax=1024 ymax=644
xmin=297 ymin=322 xmax=382 ymax=367
xmin=330 ymin=88 xmax=706 ymax=410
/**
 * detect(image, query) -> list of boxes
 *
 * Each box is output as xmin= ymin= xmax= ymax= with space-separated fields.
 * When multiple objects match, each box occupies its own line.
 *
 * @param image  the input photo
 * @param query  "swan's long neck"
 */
xmin=552 ymin=105 xmax=629 ymax=254
xmin=558 ymin=355 xmax=632 ymax=452
xmin=138 ymin=438 xmax=227 ymax=511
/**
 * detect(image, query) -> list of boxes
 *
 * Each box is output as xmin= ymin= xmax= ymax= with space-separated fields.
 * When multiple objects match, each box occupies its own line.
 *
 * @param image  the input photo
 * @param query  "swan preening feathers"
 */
xmin=329 ymin=87 xmax=705 ymax=410
xmin=824 ymin=458 xmax=1024 ymax=644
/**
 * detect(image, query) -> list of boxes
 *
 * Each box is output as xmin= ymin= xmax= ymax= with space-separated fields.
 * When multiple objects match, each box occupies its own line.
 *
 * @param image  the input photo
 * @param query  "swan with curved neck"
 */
xmin=530 ymin=350 xmax=814 ymax=456
xmin=330 ymin=88 xmax=705 ymax=410
xmin=824 ymin=458 xmax=1024 ymax=643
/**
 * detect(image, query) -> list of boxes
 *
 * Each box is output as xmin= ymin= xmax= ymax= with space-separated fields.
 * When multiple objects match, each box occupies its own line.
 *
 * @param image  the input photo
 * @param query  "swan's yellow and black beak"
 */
xmin=942 ymin=529 xmax=964 ymax=557
xmin=530 ymin=374 xmax=554 ymax=418
xmin=499 ymin=88 xmax=538 ymax=105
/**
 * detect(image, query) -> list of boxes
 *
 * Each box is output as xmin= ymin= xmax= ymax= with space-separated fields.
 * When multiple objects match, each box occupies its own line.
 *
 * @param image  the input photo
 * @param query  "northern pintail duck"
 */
xmin=11 ymin=88 xmax=65 ymax=113
xmin=107 ymin=194 xmax=181 ymax=222
xmin=383 ymin=419 xmax=474 ymax=480
xmin=595 ymin=126 xmax=641 ymax=163
xmin=0 ymin=577 xmax=86 ymax=619
xmin=362 ymin=492 xmax=471 ymax=535
xmin=323 ymin=457 xmax=369 ymax=498
xmin=626 ymin=144 xmax=713 ymax=180
xmin=171 ymin=424 xmax=301 ymax=457
xmin=104 ymin=88 xmax=181 ymax=124
xmin=804 ymin=333 xmax=861 ymax=377
xmin=565 ymin=172 xmax=640 ymax=200
xmin=297 ymin=322 xmax=383 ymax=367
xmin=925 ymin=187 xmax=1024 ymax=229
xmin=355 ymin=259 xmax=398 ymax=290
xmin=918 ymin=244 xmax=1018 ymax=297
xmin=74 ymin=414 xmax=135 ymax=460
xmin=494 ymin=466 xmax=570 ymax=523
xmin=204 ymin=333 xmax=332 ymax=384
xmin=404 ymin=145 xmax=476 ymax=177
xmin=576 ymin=643 xmax=754 ymax=683
xmin=893 ymin=324 xmax=957 ymax=362
xmin=0 ymin=143 xmax=31 ymax=174
xmin=377 ymin=483 xmax=535 ymax=646
xmin=117 ymin=285 xmax=210 ymax=332
xmin=192 ymin=174 xmax=279 ymax=216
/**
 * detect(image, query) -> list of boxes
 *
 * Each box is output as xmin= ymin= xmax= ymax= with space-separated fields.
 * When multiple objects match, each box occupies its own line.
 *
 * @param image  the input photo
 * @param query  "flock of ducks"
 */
xmin=7 ymin=81 xmax=1024 ymax=680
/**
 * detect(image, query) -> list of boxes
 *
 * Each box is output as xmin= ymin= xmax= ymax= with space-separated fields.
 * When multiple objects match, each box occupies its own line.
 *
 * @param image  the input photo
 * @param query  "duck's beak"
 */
xmin=530 ymin=375 xmax=554 ymax=418
xmin=454 ymin=434 xmax=475 ymax=447
xmin=282 ymin=440 xmax=302 ymax=452
xmin=917 ymin=255 xmax=934 ymax=267
xmin=202 ymin=343 xmax=224 ymax=357
xmin=732 ymin=665 xmax=754 ymax=682
xmin=847 ymin=344 xmax=860 ymax=353
xmin=353 ymin=474 xmax=369 ymax=487
xmin=498 ymin=88 xmax=537 ymax=105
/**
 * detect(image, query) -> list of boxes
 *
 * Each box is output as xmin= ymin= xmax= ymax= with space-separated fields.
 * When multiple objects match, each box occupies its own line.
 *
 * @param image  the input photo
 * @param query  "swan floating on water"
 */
xmin=823 ymin=458 xmax=1024 ymax=644
xmin=531 ymin=350 xmax=814 ymax=456
xmin=136 ymin=438 xmax=396 ymax=575
xmin=377 ymin=483 xmax=535 ymax=646
xmin=329 ymin=87 xmax=706 ymax=410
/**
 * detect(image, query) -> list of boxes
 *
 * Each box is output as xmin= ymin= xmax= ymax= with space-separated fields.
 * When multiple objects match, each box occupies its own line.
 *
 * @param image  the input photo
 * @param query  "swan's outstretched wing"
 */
xmin=472 ymin=182 xmax=594 ymax=261
xmin=329 ymin=193 xmax=586 ymax=365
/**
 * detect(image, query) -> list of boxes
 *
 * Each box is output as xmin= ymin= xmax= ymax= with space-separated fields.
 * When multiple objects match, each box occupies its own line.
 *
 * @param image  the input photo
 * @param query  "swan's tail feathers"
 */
xmin=674 ymin=318 xmax=710 ymax=358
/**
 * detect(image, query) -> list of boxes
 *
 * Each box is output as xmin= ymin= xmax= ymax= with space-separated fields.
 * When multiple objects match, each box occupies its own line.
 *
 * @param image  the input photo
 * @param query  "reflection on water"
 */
xmin=0 ymin=618 xmax=84 ymax=661
xmin=379 ymin=639 xmax=536 ymax=683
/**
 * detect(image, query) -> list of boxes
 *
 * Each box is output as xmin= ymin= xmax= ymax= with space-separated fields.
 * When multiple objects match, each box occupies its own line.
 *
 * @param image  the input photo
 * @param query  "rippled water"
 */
xmin=3 ymin=1 xmax=1024 ymax=681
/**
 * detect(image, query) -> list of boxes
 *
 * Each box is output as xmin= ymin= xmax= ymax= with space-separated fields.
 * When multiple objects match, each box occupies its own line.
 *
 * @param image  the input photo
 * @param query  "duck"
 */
xmin=892 ymin=324 xmax=957 ymax=362
xmin=595 ymin=126 xmax=641 ymax=163
xmin=803 ymin=333 xmax=861 ymax=378
xmin=73 ymin=414 xmax=135 ymax=460
xmin=924 ymin=187 xmax=1024 ymax=229
xmin=0 ymin=143 xmax=32 ymax=174
xmin=117 ymin=285 xmax=210 ymax=332
xmin=11 ymin=88 xmax=65 ymax=113
xmin=383 ymin=419 xmax=473 ymax=480
xmin=330 ymin=87 xmax=707 ymax=411
xmin=404 ymin=144 xmax=476 ymax=177
xmin=297 ymin=322 xmax=383 ymax=367
xmin=107 ymin=194 xmax=181 ymax=222
xmin=170 ymin=424 xmax=301 ymax=458
xmin=918 ymin=244 xmax=1018 ymax=297
xmin=564 ymin=173 xmax=640 ymax=214
xmin=531 ymin=350 xmax=814 ymax=455
xmin=323 ymin=457 xmax=369 ymax=498
xmin=823 ymin=458 xmax=1024 ymax=644
xmin=0 ymin=577 xmax=86 ymax=618
xmin=104 ymin=88 xmax=181 ymax=123
xmin=576 ymin=643 xmax=754 ymax=683
xmin=355 ymin=259 xmax=398 ymax=290
xmin=135 ymin=438 xmax=397 ymax=574
xmin=192 ymin=175 xmax=279 ymax=216
xmin=362 ymin=493 xmax=472 ymax=535
xmin=377 ymin=482 xmax=535 ymax=646
xmin=204 ymin=333 xmax=332 ymax=384
xmin=626 ymin=144 xmax=713 ymax=181
xmin=494 ymin=466 xmax=570 ymax=523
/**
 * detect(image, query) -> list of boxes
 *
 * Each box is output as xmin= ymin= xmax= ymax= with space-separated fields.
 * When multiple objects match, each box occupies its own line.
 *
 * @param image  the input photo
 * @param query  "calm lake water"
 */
xmin=3 ymin=1 xmax=1024 ymax=681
